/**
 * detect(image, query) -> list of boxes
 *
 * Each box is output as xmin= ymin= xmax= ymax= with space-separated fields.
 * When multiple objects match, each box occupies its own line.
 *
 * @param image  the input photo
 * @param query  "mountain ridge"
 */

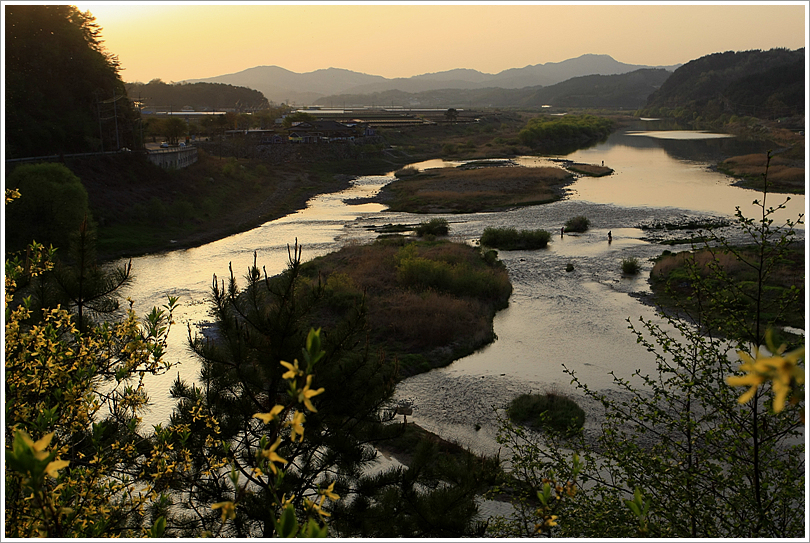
xmin=182 ymin=53 xmax=681 ymax=104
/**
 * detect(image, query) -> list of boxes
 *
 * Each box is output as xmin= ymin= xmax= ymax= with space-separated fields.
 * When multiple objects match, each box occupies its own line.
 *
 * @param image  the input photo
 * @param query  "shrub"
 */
xmin=621 ymin=257 xmax=641 ymax=275
xmin=507 ymin=392 xmax=585 ymax=435
xmin=564 ymin=215 xmax=590 ymax=233
xmin=395 ymin=243 xmax=512 ymax=302
xmin=414 ymin=218 xmax=449 ymax=237
xmin=566 ymin=263 xmax=575 ymax=272
xmin=394 ymin=166 xmax=419 ymax=178
xmin=480 ymin=227 xmax=551 ymax=250
xmin=5 ymin=163 xmax=91 ymax=252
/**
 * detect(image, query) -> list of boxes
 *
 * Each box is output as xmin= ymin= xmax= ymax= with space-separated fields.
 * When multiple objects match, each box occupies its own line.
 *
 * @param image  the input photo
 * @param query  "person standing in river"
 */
xmin=561 ymin=226 xmax=565 ymax=237
xmin=608 ymin=230 xmax=612 ymax=243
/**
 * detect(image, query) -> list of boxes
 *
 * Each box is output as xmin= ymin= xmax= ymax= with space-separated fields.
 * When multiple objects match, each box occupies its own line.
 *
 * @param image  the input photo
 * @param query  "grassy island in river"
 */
xmin=299 ymin=237 xmax=512 ymax=377
xmin=377 ymin=164 xmax=574 ymax=213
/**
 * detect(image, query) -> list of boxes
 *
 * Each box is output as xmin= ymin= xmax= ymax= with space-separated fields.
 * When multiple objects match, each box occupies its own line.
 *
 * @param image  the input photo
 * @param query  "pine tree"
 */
xmin=163 ymin=244 xmax=492 ymax=536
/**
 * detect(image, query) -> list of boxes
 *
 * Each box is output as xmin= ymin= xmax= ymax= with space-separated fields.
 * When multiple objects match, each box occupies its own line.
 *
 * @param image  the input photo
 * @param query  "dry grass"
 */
xmin=566 ymin=163 xmax=613 ymax=177
xmin=381 ymin=165 xmax=574 ymax=213
xmin=720 ymin=153 xmax=805 ymax=194
xmin=300 ymin=239 xmax=511 ymax=375
xmin=374 ymin=290 xmax=489 ymax=350
xmin=650 ymin=245 xmax=805 ymax=330
xmin=652 ymin=249 xmax=744 ymax=280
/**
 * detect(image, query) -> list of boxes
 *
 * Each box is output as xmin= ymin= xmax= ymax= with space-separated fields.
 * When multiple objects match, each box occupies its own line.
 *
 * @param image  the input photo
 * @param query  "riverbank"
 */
xmin=717 ymin=152 xmax=805 ymax=194
xmin=56 ymin=151 xmax=357 ymax=261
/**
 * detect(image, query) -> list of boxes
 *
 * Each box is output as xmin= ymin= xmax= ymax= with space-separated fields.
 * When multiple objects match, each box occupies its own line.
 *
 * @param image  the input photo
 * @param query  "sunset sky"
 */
xmin=60 ymin=1 xmax=808 ymax=83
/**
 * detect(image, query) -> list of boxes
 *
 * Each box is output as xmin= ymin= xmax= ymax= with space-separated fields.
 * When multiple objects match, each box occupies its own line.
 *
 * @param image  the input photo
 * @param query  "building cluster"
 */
xmin=228 ymin=120 xmax=375 ymax=145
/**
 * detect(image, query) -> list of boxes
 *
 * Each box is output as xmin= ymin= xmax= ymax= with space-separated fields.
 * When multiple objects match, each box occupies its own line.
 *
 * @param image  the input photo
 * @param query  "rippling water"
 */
xmin=128 ymin=127 xmax=805 ymax=446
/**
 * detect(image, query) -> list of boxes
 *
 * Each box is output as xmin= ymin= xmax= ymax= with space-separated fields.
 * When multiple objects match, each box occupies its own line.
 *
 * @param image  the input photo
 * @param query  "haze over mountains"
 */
xmin=184 ymin=54 xmax=681 ymax=105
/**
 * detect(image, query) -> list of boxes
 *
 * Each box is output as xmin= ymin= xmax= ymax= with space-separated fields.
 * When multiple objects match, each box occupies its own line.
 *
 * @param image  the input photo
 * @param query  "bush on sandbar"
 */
xmin=564 ymin=215 xmax=590 ymax=233
xmin=622 ymin=257 xmax=641 ymax=275
xmin=394 ymin=166 xmax=419 ymax=178
xmin=507 ymin=392 xmax=585 ymax=435
xmin=480 ymin=226 xmax=551 ymax=250
xmin=414 ymin=218 xmax=449 ymax=237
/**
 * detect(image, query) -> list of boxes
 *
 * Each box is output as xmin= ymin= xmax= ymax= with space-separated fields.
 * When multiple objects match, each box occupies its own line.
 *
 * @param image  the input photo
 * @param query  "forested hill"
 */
xmin=640 ymin=48 xmax=804 ymax=121
xmin=314 ymin=69 xmax=671 ymax=109
xmin=125 ymin=80 xmax=270 ymax=111
xmin=519 ymin=69 xmax=671 ymax=109
xmin=5 ymin=5 xmax=138 ymax=158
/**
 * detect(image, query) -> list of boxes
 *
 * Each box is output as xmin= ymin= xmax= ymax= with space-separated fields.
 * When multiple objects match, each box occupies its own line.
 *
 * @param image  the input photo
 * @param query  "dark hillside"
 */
xmin=642 ymin=48 xmax=804 ymax=120
xmin=5 ymin=5 xmax=138 ymax=158
xmin=315 ymin=69 xmax=671 ymax=109
xmin=6 ymin=152 xmax=349 ymax=259
xmin=125 ymin=80 xmax=269 ymax=111
xmin=520 ymin=69 xmax=671 ymax=108
xmin=722 ymin=60 xmax=804 ymax=118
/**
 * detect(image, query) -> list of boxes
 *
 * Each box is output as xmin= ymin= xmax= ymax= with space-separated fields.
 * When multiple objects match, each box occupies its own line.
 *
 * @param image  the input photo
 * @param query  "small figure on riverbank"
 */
xmin=608 ymin=230 xmax=612 ymax=243
xmin=561 ymin=226 xmax=565 ymax=237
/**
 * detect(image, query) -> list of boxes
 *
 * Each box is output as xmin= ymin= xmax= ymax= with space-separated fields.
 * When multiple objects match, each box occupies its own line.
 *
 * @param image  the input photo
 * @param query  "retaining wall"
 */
xmin=146 ymin=147 xmax=198 ymax=169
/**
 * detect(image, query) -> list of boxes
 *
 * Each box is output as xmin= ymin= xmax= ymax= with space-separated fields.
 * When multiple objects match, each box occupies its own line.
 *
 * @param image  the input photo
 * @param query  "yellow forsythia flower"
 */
xmin=254 ymin=405 xmax=284 ymax=424
xmin=212 ymin=501 xmax=236 ymax=522
xmin=298 ymin=375 xmax=325 ymax=412
xmin=319 ymin=481 xmax=340 ymax=501
xmin=261 ymin=437 xmax=288 ymax=474
xmin=288 ymin=410 xmax=305 ymax=442
xmin=45 ymin=459 xmax=70 ymax=478
xmin=727 ymin=344 xmax=805 ymax=413
xmin=280 ymin=359 xmax=304 ymax=380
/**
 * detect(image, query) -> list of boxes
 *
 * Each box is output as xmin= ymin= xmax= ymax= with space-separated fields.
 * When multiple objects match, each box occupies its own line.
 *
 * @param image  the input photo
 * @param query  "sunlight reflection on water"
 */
xmin=626 ymin=130 xmax=735 ymax=140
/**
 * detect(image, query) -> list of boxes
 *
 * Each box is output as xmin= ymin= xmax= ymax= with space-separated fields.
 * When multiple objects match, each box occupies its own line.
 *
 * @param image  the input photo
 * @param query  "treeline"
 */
xmin=5 ymin=5 xmax=139 ymax=158
xmin=640 ymin=48 xmax=804 ymax=122
xmin=314 ymin=69 xmax=671 ymax=109
xmin=518 ymin=114 xmax=614 ymax=153
xmin=125 ymin=80 xmax=270 ymax=111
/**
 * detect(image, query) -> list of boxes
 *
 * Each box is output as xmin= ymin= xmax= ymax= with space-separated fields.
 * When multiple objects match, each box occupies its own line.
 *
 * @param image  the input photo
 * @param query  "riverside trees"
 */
xmin=518 ymin=114 xmax=613 ymax=153
xmin=489 ymin=152 xmax=805 ymax=538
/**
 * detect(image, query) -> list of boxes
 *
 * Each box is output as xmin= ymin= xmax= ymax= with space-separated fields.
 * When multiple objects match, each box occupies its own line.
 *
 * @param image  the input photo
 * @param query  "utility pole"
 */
xmin=137 ymin=93 xmax=145 ymax=150
xmin=113 ymin=89 xmax=120 ymax=150
xmin=95 ymin=91 xmax=104 ymax=153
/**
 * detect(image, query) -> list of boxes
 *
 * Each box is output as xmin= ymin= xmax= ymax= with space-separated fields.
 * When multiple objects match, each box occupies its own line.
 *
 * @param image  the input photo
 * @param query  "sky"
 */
xmin=34 ymin=1 xmax=810 ymax=83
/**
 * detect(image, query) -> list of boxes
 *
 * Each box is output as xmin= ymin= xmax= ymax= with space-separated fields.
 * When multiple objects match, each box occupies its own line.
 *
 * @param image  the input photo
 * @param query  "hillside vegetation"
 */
xmin=316 ymin=69 xmax=671 ymax=109
xmin=125 ymin=79 xmax=270 ymax=111
xmin=5 ymin=5 xmax=138 ymax=158
xmin=640 ymin=48 xmax=804 ymax=123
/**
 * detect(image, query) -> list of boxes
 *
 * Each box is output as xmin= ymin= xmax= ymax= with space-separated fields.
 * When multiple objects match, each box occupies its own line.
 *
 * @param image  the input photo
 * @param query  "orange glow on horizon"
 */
xmin=67 ymin=2 xmax=806 ymax=84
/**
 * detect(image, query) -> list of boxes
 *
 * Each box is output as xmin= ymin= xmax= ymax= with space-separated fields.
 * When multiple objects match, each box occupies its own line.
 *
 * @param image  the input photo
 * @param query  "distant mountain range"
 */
xmin=183 ymin=54 xmax=681 ymax=105
xmin=312 ymin=69 xmax=673 ymax=109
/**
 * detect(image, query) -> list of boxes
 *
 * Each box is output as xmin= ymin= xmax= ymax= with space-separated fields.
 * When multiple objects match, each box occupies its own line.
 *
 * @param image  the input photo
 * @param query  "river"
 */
xmin=126 ymin=123 xmax=805 ymax=458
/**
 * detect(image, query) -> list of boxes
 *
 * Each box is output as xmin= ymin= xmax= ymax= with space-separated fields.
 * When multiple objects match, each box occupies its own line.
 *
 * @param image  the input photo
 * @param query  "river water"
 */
xmin=127 ymin=123 xmax=805 ymax=458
